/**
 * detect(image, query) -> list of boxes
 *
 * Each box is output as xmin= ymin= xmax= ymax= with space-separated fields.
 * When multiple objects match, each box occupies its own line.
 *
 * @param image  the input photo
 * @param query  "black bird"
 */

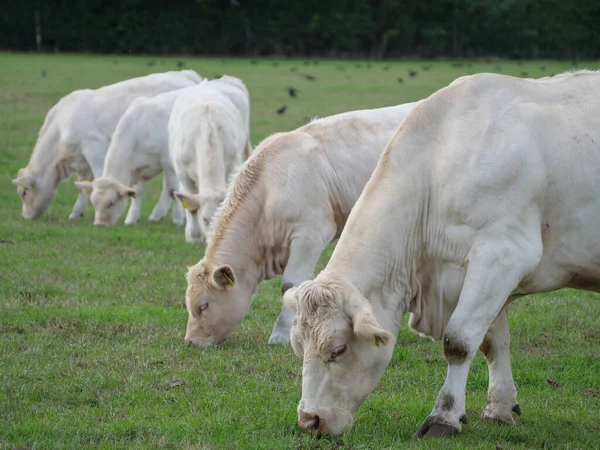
xmin=290 ymin=67 xmax=297 ymax=72
xmin=408 ymin=68 xmax=418 ymax=78
xmin=177 ymin=61 xmax=185 ymax=68
xmin=276 ymin=105 xmax=287 ymax=115
xmin=305 ymin=74 xmax=316 ymax=81
xmin=383 ymin=66 xmax=389 ymax=71
xmin=214 ymin=74 xmax=223 ymax=79
xmin=355 ymin=64 xmax=362 ymax=68
xmin=41 ymin=70 xmax=46 ymax=78
xmin=540 ymin=66 xmax=546 ymax=71
xmin=303 ymin=61 xmax=310 ymax=66
xmin=397 ymin=77 xmax=404 ymax=83
xmin=422 ymin=64 xmax=432 ymax=71
xmin=288 ymin=87 xmax=299 ymax=97
xmin=521 ymin=72 xmax=529 ymax=77
xmin=272 ymin=62 xmax=279 ymax=67
xmin=147 ymin=60 xmax=156 ymax=66
xmin=251 ymin=60 xmax=258 ymax=65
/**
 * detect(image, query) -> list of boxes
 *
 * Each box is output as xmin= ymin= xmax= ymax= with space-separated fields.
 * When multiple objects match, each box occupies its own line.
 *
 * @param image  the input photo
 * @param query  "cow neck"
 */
xmin=103 ymin=125 xmax=135 ymax=186
xmin=324 ymin=141 xmax=429 ymax=338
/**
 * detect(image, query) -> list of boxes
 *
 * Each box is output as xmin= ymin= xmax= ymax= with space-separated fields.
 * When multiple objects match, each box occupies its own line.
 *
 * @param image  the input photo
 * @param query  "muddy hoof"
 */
xmin=413 ymin=416 xmax=461 ymax=439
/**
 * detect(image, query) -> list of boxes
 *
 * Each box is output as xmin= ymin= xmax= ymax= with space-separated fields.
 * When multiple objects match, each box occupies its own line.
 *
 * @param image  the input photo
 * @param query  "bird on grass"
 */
xmin=272 ymin=62 xmax=279 ymax=67
xmin=397 ymin=77 xmax=404 ymax=83
xmin=540 ymin=66 xmax=546 ymax=71
xmin=408 ymin=69 xmax=418 ymax=78
xmin=422 ymin=64 xmax=432 ymax=71
xmin=147 ymin=60 xmax=156 ymax=67
xmin=383 ymin=66 xmax=389 ymax=71
xmin=251 ymin=60 xmax=258 ymax=65
xmin=288 ymin=87 xmax=299 ymax=97
xmin=355 ymin=64 xmax=362 ymax=68
xmin=41 ymin=70 xmax=46 ymax=78
xmin=521 ymin=72 xmax=529 ymax=77
xmin=276 ymin=105 xmax=287 ymax=115
xmin=177 ymin=61 xmax=185 ymax=68
xmin=290 ymin=67 xmax=297 ymax=72
xmin=305 ymin=74 xmax=316 ymax=81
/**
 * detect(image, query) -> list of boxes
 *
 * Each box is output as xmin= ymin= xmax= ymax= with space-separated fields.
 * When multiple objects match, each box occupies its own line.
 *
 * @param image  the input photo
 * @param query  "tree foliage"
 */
xmin=2 ymin=0 xmax=599 ymax=59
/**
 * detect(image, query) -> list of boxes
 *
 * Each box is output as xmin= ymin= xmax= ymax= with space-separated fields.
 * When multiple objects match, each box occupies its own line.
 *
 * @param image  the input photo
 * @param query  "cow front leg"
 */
xmin=414 ymin=237 xmax=542 ymax=438
xmin=148 ymin=174 xmax=172 ymax=222
xmin=268 ymin=232 xmax=334 ymax=344
xmin=124 ymin=181 xmax=144 ymax=225
xmin=69 ymin=173 xmax=91 ymax=220
xmin=481 ymin=305 xmax=520 ymax=424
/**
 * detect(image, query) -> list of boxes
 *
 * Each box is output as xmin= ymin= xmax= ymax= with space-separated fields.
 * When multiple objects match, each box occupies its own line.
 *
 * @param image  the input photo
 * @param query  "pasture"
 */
xmin=1 ymin=52 xmax=599 ymax=449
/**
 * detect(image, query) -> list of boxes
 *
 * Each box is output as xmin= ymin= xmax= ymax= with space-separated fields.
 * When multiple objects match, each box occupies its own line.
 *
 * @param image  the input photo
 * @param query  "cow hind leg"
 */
xmin=268 ymin=232 xmax=334 ymax=344
xmin=480 ymin=305 xmax=520 ymax=424
xmin=414 ymin=234 xmax=542 ymax=439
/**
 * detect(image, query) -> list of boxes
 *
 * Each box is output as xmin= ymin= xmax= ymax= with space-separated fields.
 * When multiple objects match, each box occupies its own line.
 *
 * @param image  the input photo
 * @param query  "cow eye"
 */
xmin=203 ymin=217 xmax=210 ymax=226
xmin=198 ymin=303 xmax=209 ymax=314
xmin=330 ymin=344 xmax=348 ymax=361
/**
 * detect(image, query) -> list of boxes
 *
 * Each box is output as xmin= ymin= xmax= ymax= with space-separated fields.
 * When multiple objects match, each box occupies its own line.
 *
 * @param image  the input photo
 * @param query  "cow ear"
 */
xmin=283 ymin=286 xmax=299 ymax=312
xmin=174 ymin=191 xmax=200 ymax=212
xmin=12 ymin=174 xmax=36 ymax=190
xmin=75 ymin=181 xmax=94 ymax=195
xmin=352 ymin=307 xmax=395 ymax=348
xmin=212 ymin=265 xmax=235 ymax=288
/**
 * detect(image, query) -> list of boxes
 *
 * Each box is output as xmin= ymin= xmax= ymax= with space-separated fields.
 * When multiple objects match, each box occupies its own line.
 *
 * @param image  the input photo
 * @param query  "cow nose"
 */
xmin=298 ymin=410 xmax=320 ymax=431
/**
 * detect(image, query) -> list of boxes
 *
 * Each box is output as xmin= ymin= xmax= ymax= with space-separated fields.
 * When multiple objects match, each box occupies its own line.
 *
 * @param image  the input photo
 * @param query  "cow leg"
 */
xmin=69 ymin=173 xmax=91 ymax=220
xmin=480 ymin=305 xmax=520 ymax=424
xmin=148 ymin=174 xmax=172 ymax=222
xmin=161 ymin=167 xmax=185 ymax=226
xmin=414 ymin=236 xmax=542 ymax=438
xmin=268 ymin=234 xmax=333 ymax=344
xmin=124 ymin=181 xmax=144 ymax=225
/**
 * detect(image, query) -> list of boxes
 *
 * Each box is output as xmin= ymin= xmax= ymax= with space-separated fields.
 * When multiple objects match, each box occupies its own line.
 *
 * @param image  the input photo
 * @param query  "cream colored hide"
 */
xmin=169 ymin=83 xmax=248 ymax=243
xmin=182 ymin=102 xmax=418 ymax=346
xmin=284 ymin=71 xmax=600 ymax=437
xmin=12 ymin=70 xmax=202 ymax=220
xmin=77 ymin=75 xmax=251 ymax=226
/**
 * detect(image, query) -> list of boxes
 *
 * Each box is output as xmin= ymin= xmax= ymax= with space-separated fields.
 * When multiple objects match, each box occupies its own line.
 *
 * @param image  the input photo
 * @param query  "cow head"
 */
xmin=284 ymin=279 xmax=395 ymax=435
xmin=184 ymin=260 xmax=251 ymax=346
xmin=12 ymin=168 xmax=57 ymax=219
xmin=175 ymin=189 xmax=227 ymax=238
xmin=75 ymin=177 xmax=136 ymax=225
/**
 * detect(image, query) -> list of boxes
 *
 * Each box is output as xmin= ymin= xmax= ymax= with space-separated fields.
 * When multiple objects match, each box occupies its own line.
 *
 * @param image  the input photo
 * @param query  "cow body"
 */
xmin=284 ymin=71 xmax=600 ymax=436
xmin=182 ymin=102 xmax=418 ymax=346
xmin=76 ymin=76 xmax=250 ymax=226
xmin=169 ymin=83 xmax=248 ymax=242
xmin=12 ymin=70 xmax=202 ymax=220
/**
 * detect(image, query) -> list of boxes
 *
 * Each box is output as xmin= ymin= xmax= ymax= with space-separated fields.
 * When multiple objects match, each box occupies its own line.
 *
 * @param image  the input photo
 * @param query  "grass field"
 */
xmin=1 ymin=52 xmax=599 ymax=449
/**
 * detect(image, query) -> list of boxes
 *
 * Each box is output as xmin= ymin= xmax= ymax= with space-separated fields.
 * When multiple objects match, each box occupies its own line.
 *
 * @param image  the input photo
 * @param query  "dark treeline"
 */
xmin=2 ymin=0 xmax=599 ymax=60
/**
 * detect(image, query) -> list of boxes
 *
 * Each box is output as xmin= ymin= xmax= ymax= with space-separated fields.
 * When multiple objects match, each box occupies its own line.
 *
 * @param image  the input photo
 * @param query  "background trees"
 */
xmin=2 ymin=0 xmax=599 ymax=59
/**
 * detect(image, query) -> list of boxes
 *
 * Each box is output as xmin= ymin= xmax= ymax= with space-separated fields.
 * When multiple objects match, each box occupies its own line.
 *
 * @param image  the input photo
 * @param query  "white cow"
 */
xmin=12 ymin=70 xmax=202 ymax=220
xmin=182 ymin=102 xmax=418 ymax=346
xmin=74 ymin=75 xmax=251 ymax=226
xmin=283 ymin=70 xmax=600 ymax=437
xmin=169 ymin=83 xmax=248 ymax=243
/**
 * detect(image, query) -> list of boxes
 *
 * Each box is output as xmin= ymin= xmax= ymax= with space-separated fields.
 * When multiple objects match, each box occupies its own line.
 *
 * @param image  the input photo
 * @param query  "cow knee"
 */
xmin=443 ymin=333 xmax=470 ymax=365
xmin=281 ymin=282 xmax=294 ymax=296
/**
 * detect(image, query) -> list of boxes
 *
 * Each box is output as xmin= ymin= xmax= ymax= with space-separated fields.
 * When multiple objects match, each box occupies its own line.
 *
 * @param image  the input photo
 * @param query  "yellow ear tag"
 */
xmin=224 ymin=273 xmax=235 ymax=287
xmin=83 ymin=179 xmax=90 ymax=182
xmin=375 ymin=336 xmax=382 ymax=347
xmin=181 ymin=199 xmax=191 ymax=209
xmin=22 ymin=181 xmax=29 ymax=189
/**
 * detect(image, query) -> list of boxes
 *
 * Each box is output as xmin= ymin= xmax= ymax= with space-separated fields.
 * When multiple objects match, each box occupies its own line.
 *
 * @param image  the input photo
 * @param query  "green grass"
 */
xmin=1 ymin=52 xmax=599 ymax=449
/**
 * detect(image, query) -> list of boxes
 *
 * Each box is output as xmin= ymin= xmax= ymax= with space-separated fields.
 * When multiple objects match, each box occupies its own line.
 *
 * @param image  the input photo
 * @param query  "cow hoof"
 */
xmin=268 ymin=332 xmax=290 ymax=345
xmin=68 ymin=212 xmax=83 ymax=221
xmin=172 ymin=217 xmax=185 ymax=226
xmin=413 ymin=415 xmax=461 ymax=439
xmin=148 ymin=215 xmax=165 ymax=223
xmin=124 ymin=219 xmax=139 ymax=225
xmin=481 ymin=403 xmax=520 ymax=425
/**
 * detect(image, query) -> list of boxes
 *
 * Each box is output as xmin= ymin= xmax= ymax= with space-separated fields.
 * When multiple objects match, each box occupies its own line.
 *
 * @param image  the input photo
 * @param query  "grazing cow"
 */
xmin=75 ymin=75 xmax=251 ymax=226
xmin=283 ymin=70 xmax=600 ymax=437
xmin=12 ymin=70 xmax=202 ymax=220
xmin=169 ymin=83 xmax=249 ymax=243
xmin=182 ymin=102 xmax=419 ymax=346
